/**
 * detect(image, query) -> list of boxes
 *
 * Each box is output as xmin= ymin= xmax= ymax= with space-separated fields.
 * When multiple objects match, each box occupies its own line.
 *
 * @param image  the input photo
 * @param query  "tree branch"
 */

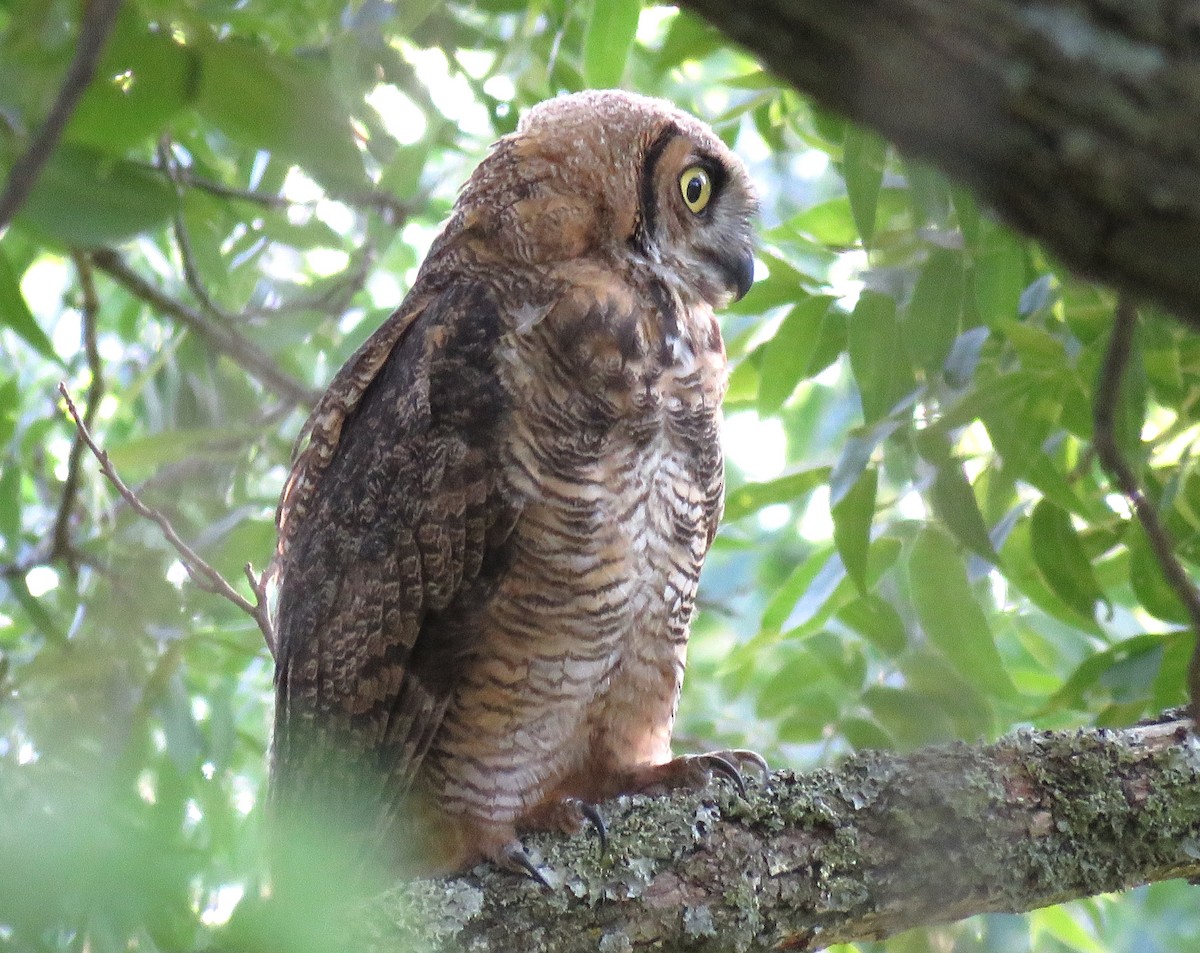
xmin=677 ymin=0 xmax=1200 ymax=328
xmin=57 ymin=383 xmax=276 ymax=653
xmin=50 ymin=252 xmax=105 ymax=575
xmin=1093 ymin=299 xmax=1200 ymax=722
xmin=89 ymin=247 xmax=319 ymax=408
xmin=0 ymin=0 xmax=123 ymax=232
xmin=350 ymin=715 xmax=1200 ymax=952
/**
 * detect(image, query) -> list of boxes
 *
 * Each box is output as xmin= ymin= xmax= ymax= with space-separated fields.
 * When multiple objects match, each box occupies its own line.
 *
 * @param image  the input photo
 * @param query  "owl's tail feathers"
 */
xmin=264 ymin=718 xmax=406 ymax=931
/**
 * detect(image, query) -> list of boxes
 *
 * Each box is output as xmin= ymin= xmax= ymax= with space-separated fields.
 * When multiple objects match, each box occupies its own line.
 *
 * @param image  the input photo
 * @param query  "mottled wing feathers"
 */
xmin=270 ymin=280 xmax=514 ymax=827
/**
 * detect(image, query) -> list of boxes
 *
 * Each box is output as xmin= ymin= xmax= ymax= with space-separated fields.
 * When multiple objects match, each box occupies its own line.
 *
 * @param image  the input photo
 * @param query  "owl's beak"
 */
xmin=724 ymin=247 xmax=756 ymax=302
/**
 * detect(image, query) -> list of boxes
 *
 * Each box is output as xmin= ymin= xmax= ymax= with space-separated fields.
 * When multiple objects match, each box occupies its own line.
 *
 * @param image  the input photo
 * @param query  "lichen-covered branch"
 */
xmin=678 ymin=0 xmax=1200 ymax=328
xmin=354 ymin=716 xmax=1200 ymax=952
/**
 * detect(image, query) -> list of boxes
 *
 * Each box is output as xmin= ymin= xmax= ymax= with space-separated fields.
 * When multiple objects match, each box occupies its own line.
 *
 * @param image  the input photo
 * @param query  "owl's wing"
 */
xmin=269 ymin=278 xmax=516 ymax=835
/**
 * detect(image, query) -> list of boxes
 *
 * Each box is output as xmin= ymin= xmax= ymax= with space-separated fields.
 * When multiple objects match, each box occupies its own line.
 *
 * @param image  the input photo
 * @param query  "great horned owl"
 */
xmin=269 ymin=90 xmax=759 ymax=879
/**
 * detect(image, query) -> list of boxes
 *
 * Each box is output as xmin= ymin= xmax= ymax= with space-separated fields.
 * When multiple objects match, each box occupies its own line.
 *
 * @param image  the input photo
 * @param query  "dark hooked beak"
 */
xmin=727 ymin=246 xmax=756 ymax=302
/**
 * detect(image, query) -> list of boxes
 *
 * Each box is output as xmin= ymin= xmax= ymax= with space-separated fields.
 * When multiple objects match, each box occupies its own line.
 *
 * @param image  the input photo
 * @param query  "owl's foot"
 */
xmin=495 ymin=841 xmax=552 ymax=888
xmin=520 ymin=795 xmax=608 ymax=851
xmin=623 ymin=749 xmax=769 ymax=798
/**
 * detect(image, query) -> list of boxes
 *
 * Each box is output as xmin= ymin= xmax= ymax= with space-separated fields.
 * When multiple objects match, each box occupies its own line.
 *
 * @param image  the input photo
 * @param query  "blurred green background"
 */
xmin=1 ymin=0 xmax=1198 ymax=950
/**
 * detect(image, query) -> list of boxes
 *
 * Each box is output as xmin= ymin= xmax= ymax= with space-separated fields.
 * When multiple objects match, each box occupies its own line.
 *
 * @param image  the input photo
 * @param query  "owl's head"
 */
xmin=455 ymin=90 xmax=758 ymax=309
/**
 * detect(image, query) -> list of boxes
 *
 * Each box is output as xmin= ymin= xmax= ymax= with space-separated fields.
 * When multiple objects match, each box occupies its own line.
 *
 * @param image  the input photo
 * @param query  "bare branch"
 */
xmin=50 ymin=252 xmax=105 ymax=575
xmin=89 ymin=248 xmax=319 ymax=408
xmin=57 ymin=382 xmax=276 ymax=651
xmin=1093 ymin=299 xmax=1200 ymax=722
xmin=0 ymin=0 xmax=123 ymax=232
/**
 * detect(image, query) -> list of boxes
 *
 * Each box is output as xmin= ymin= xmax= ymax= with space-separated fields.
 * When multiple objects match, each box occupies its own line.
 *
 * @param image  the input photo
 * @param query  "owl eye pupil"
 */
xmin=679 ymin=165 xmax=713 ymax=213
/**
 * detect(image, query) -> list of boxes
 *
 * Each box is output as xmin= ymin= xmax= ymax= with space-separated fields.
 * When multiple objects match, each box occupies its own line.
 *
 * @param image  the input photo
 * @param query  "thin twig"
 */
xmin=1093 ymin=298 xmax=1200 ymax=723
xmin=50 ymin=252 xmax=106 ymax=574
xmin=240 ymin=246 xmax=376 ymax=320
xmin=90 ymin=247 xmax=319 ymax=408
xmin=0 ymin=0 xmax=124 ymax=232
xmin=57 ymin=382 xmax=276 ymax=653
xmin=157 ymin=139 xmax=236 ymax=324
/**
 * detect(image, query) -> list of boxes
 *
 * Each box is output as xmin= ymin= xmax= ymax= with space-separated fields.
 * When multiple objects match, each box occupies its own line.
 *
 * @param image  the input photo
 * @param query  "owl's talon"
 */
xmin=724 ymin=749 xmax=771 ymax=786
xmin=498 ymin=842 xmax=552 ymax=888
xmin=697 ymin=753 xmax=747 ymax=797
xmin=574 ymin=799 xmax=607 ymax=852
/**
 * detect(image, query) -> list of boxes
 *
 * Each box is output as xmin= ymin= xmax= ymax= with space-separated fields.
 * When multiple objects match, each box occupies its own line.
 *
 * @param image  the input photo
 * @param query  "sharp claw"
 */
xmin=577 ymin=801 xmax=608 ymax=853
xmin=700 ymin=753 xmax=747 ymax=798
xmin=499 ymin=842 xmax=552 ymax=889
xmin=728 ymin=749 xmax=771 ymax=785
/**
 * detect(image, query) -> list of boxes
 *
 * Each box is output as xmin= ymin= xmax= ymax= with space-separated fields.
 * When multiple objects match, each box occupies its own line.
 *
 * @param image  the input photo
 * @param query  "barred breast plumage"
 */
xmin=268 ymin=90 xmax=759 ymax=881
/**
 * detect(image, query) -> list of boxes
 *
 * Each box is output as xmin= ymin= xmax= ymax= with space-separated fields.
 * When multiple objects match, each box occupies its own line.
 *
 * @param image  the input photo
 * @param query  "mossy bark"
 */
xmin=678 ymin=0 xmax=1200 ymax=328
xmin=357 ymin=716 xmax=1200 ymax=952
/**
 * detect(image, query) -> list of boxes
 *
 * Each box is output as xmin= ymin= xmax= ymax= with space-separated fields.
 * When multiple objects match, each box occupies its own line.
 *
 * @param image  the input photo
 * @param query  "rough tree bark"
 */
xmin=677 ymin=0 xmax=1200 ymax=328
xmin=353 ymin=716 xmax=1200 ymax=952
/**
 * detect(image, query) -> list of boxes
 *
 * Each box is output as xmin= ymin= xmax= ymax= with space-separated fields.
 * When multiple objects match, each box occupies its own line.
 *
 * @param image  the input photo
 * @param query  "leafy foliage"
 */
xmin=0 ymin=1 xmax=1197 ymax=951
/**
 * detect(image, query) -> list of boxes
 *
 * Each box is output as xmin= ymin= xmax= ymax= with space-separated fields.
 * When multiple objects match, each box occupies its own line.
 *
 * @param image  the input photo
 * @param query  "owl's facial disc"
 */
xmin=635 ymin=125 xmax=757 ymax=308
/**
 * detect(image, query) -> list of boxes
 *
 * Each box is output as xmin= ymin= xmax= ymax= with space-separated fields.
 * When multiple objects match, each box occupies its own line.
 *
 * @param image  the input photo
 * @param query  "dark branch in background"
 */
xmin=157 ymin=140 xmax=237 ymax=324
xmin=0 ymin=0 xmax=123 ymax=232
xmin=90 ymin=248 xmax=319 ymax=408
xmin=335 ymin=715 xmax=1200 ymax=953
xmin=677 ymin=0 xmax=1200 ymax=328
xmin=57 ymin=383 xmax=276 ymax=654
xmin=50 ymin=252 xmax=105 ymax=576
xmin=134 ymin=155 xmax=419 ymax=227
xmin=1094 ymin=300 xmax=1200 ymax=722
xmin=150 ymin=141 xmax=394 ymax=321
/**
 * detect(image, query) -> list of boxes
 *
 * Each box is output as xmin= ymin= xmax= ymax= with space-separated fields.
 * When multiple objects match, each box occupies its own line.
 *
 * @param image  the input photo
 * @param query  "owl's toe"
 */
xmin=495 ymin=841 xmax=552 ymax=888
xmin=568 ymin=798 xmax=607 ymax=851
xmin=623 ymin=749 xmax=770 ymax=798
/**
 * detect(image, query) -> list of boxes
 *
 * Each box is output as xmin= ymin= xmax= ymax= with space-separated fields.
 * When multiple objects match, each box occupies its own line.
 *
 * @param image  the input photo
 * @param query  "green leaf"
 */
xmin=780 ymin=538 xmax=902 ymax=636
xmin=15 ymin=146 xmax=177 ymax=247
xmin=907 ymin=525 xmax=1018 ymax=699
xmin=723 ymin=467 xmax=830 ymax=522
xmin=929 ymin=459 xmax=998 ymax=564
xmin=195 ymin=40 xmax=364 ymax=191
xmin=756 ymin=295 xmax=832 ymax=414
xmin=829 ymin=416 xmax=903 ymax=508
xmin=848 ymin=291 xmax=915 ymax=425
xmin=906 ymin=249 xmax=964 ymax=375
xmin=0 ymin=461 xmax=20 ymax=543
xmin=1043 ymin=633 xmax=1170 ymax=713
xmin=1128 ymin=523 xmax=1190 ymax=624
xmin=794 ymin=190 xmax=909 ymax=247
xmin=899 ymin=649 xmax=994 ymax=739
xmin=0 ymin=248 xmax=59 ymax=364
xmin=0 ymin=378 xmax=17 ymax=446
xmin=763 ymin=545 xmax=837 ymax=634
xmin=839 ymin=714 xmax=894 ymax=751
xmin=837 ymin=593 xmax=907 ymax=655
xmin=832 ymin=466 xmax=877 ymax=593
xmin=842 ymin=125 xmax=886 ymax=245
xmin=65 ymin=21 xmax=195 ymax=153
xmin=106 ymin=426 xmax=260 ymax=472
xmin=1000 ymin=515 xmax=1105 ymax=636
xmin=4 ymin=577 xmax=65 ymax=645
xmin=973 ymin=225 xmax=1025 ymax=325
xmin=863 ymin=685 xmax=958 ymax=748
xmin=583 ymin=0 xmax=641 ymax=88
xmin=1029 ymin=499 xmax=1108 ymax=623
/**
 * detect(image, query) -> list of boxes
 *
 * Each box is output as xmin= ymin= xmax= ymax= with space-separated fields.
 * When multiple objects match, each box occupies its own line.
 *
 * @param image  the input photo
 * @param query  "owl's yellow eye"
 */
xmin=679 ymin=166 xmax=712 ymax=214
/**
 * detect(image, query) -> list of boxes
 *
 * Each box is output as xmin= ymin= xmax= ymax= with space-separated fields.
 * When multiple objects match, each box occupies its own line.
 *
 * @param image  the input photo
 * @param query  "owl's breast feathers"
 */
xmin=270 ymin=247 xmax=725 ymax=863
